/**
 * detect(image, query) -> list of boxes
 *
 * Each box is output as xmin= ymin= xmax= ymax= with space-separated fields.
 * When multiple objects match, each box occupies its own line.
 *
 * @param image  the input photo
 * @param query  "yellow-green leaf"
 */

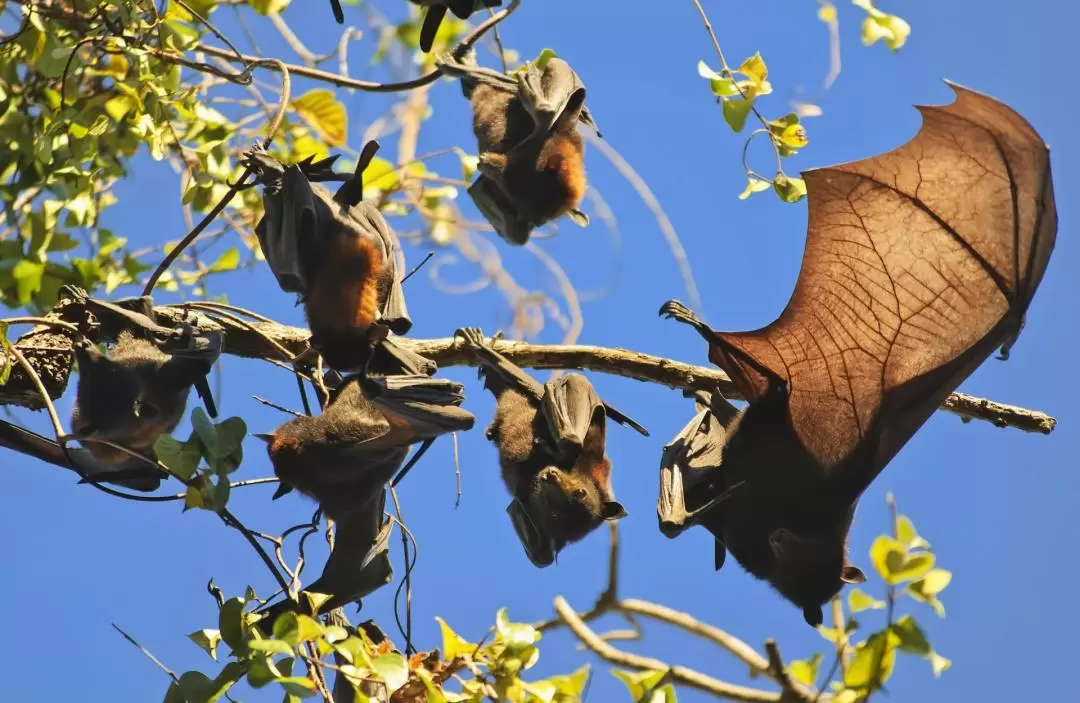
xmin=773 ymin=175 xmax=807 ymax=203
xmin=250 ymin=0 xmax=291 ymax=15
xmin=779 ymin=123 xmax=809 ymax=148
xmin=890 ymin=615 xmax=931 ymax=656
xmin=854 ymin=0 xmax=911 ymax=51
xmin=738 ymin=177 xmax=771 ymax=200
xmin=929 ymin=651 xmax=952 ymax=677
xmin=361 ymin=157 xmax=400 ymax=193
xmin=910 ymin=568 xmax=951 ymax=597
xmin=787 ymin=653 xmax=822 ymax=687
xmin=435 ymin=617 xmax=476 ymax=660
xmin=722 ymin=98 xmax=754 ymax=132
xmin=736 ymin=53 xmax=771 ymax=95
xmin=848 ymin=588 xmax=886 ymax=613
xmin=845 ymin=632 xmax=895 ymax=690
xmin=292 ymin=89 xmax=348 ymax=147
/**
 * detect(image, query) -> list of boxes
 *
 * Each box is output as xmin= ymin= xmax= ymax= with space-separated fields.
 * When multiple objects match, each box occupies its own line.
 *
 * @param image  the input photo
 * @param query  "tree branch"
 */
xmin=555 ymin=596 xmax=804 ymax=703
xmin=0 ymin=297 xmax=1056 ymax=436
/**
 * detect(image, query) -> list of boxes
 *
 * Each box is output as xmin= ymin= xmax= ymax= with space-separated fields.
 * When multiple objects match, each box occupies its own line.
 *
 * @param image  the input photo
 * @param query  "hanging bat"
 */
xmin=244 ymin=142 xmax=419 ymax=376
xmin=0 ymin=418 xmax=165 ymax=492
xmin=64 ymin=290 xmax=222 ymax=467
xmin=436 ymin=51 xmax=600 ymax=245
xmin=454 ymin=327 xmax=648 ymax=567
xmin=657 ymin=82 xmax=1057 ymax=627
xmin=255 ymin=372 xmax=475 ymax=620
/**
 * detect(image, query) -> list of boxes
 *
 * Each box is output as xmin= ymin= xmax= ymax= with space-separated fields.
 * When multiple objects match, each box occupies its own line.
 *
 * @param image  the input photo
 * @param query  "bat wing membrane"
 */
xmin=705 ymin=82 xmax=1056 ymax=490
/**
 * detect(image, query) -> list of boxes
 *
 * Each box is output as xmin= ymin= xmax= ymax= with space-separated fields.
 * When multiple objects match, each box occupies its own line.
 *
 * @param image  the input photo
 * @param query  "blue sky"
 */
xmin=3 ymin=1 xmax=1077 ymax=700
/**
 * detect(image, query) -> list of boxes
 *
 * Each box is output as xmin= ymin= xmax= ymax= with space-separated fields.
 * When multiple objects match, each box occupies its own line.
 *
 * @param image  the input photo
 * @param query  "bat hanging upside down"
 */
xmin=244 ymin=142 xmax=419 ymax=376
xmin=327 ymin=2 xmax=503 ymax=53
xmin=657 ymin=81 xmax=1057 ymax=627
xmin=256 ymin=372 xmax=475 ymax=621
xmin=66 ymin=288 xmax=222 ymax=471
xmin=455 ymin=327 xmax=648 ymax=567
xmin=437 ymin=50 xmax=601 ymax=246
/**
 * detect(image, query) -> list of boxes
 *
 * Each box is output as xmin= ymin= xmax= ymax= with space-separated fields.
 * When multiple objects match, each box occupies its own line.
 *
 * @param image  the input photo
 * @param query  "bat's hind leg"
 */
xmin=659 ymin=300 xmax=714 ymax=342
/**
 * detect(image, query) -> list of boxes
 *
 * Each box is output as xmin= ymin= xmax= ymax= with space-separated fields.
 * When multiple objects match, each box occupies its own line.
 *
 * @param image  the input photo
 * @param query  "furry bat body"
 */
xmin=658 ymin=82 xmax=1057 ymax=626
xmin=257 ymin=373 xmax=475 ymax=620
xmin=455 ymin=327 xmax=648 ymax=566
xmin=437 ymin=52 xmax=600 ymax=245
xmin=65 ymin=288 xmax=222 ymax=468
xmin=244 ymin=143 xmax=417 ymax=375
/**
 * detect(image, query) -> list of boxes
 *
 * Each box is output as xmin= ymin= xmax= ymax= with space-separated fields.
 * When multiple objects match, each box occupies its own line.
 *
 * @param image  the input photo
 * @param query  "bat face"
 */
xmin=71 ymin=334 xmax=192 ymax=464
xmin=658 ymin=82 xmax=1056 ymax=625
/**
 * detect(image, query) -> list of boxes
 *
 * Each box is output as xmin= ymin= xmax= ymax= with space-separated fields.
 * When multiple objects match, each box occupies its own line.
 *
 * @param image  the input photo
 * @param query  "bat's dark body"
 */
xmin=658 ymin=83 xmax=1057 ymax=626
xmin=244 ymin=143 xmax=417 ymax=376
xmin=258 ymin=373 xmax=475 ymax=621
xmin=455 ymin=327 xmax=647 ymax=566
xmin=437 ymin=52 xmax=599 ymax=245
xmin=327 ymin=1 xmax=501 ymax=52
xmin=65 ymin=289 xmax=222 ymax=469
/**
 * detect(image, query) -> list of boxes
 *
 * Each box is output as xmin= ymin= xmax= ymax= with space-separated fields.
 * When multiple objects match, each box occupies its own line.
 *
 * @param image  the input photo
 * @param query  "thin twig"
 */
xmin=555 ymin=597 xmax=791 ymax=703
xmin=112 ymin=624 xmax=179 ymax=683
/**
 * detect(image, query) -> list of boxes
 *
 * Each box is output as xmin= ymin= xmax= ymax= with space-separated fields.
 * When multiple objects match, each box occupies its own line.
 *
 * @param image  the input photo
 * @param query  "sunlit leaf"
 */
xmin=848 ymin=588 xmax=886 ymax=613
xmin=722 ymin=97 xmax=754 ymax=132
xmin=292 ymin=89 xmax=348 ymax=147
xmin=188 ymin=629 xmax=222 ymax=661
xmin=738 ymin=177 xmax=771 ymax=200
xmin=436 ymin=616 xmax=476 ymax=660
xmin=787 ymin=653 xmax=822 ymax=687
xmin=890 ymin=615 xmax=931 ymax=656
xmin=372 ymin=653 xmax=409 ymax=694
xmin=773 ymin=175 xmax=807 ymax=203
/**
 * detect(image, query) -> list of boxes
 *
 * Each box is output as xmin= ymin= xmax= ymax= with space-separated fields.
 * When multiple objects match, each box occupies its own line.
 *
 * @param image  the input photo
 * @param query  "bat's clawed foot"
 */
xmin=659 ymin=300 xmax=713 ymax=339
xmin=453 ymin=327 xmax=489 ymax=351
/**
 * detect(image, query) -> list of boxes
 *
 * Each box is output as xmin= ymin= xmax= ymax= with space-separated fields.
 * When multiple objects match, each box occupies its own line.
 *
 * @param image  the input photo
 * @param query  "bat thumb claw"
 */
xmin=254 ymin=433 xmax=275 ymax=444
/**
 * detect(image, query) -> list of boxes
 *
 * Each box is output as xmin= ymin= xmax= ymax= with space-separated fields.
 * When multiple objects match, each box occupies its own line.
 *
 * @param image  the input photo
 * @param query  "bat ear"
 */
xmin=600 ymin=501 xmax=627 ymax=521
xmin=566 ymin=209 xmax=589 ymax=227
xmin=714 ymin=540 xmax=727 ymax=571
xmin=803 ymin=605 xmax=824 ymax=627
xmin=841 ymin=564 xmax=867 ymax=584
xmin=254 ymin=433 xmax=275 ymax=444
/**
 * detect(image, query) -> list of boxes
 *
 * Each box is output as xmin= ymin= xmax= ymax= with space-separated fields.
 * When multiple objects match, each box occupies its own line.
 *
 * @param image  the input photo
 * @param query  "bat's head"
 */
xmin=511 ymin=465 xmax=626 ymax=567
xmin=71 ymin=334 xmax=191 ymax=464
xmin=766 ymin=527 xmax=866 ymax=627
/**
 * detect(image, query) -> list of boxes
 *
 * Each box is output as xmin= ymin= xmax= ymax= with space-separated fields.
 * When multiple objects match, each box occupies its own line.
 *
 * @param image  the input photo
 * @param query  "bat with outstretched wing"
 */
xmin=659 ymin=82 xmax=1057 ymax=627
xmin=256 ymin=372 xmax=475 ymax=621
xmin=436 ymin=51 xmax=600 ymax=245
xmin=244 ymin=142 xmax=423 ymax=376
xmin=455 ymin=327 xmax=647 ymax=567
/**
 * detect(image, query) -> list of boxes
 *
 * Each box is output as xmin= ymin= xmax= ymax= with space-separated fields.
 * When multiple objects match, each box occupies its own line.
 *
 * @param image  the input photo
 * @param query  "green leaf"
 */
xmin=532 ymin=48 xmax=558 ymax=70
xmin=0 ymin=323 xmax=14 ymax=386
xmin=219 ymin=597 xmax=249 ymax=655
xmin=273 ymin=611 xmax=301 ymax=647
xmin=275 ymin=677 xmax=318 ymax=698
xmin=787 ymin=653 xmax=822 ymax=687
xmin=178 ymin=671 xmax=214 ymax=703
xmin=371 ymin=652 xmax=409 ymax=694
xmin=301 ymin=591 xmax=332 ymax=615
xmin=547 ymin=664 xmax=590 ymax=697
xmin=495 ymin=608 xmax=539 ymax=651
xmin=361 ymin=156 xmax=400 ymax=193
xmin=191 ymin=406 xmax=219 ymax=458
xmin=721 ymin=98 xmax=753 ymax=132
xmin=292 ymin=89 xmax=348 ymax=147
xmin=738 ymin=177 xmax=771 ymax=200
xmin=907 ymin=568 xmax=952 ymax=617
xmin=854 ymin=0 xmax=911 ymax=51
xmin=890 ymin=615 xmax=931 ymax=656
xmin=154 ymin=435 xmax=201 ymax=480
xmin=736 ymin=52 xmax=772 ymax=95
xmin=250 ymin=0 xmax=292 ymax=14
xmin=248 ymin=638 xmax=296 ymax=656
xmin=435 ymin=616 xmax=476 ymax=660
xmin=698 ymin=60 xmax=738 ymax=98
xmin=163 ymin=681 xmax=185 ymax=703
xmin=848 ymin=588 xmax=886 ymax=613
xmin=773 ymin=175 xmax=807 ymax=203
xmin=11 ymin=260 xmax=45 ymax=304
xmin=611 ymin=669 xmax=667 ymax=701
xmin=207 ymin=247 xmax=240 ymax=273
xmin=895 ymin=514 xmax=932 ymax=550
xmin=844 ymin=631 xmax=895 ymax=691
xmin=188 ymin=629 xmax=222 ymax=661
xmin=870 ymin=536 xmax=935 ymax=585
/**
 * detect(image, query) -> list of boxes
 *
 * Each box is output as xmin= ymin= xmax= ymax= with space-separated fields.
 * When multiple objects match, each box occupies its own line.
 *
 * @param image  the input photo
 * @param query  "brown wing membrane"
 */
xmin=705 ymin=82 xmax=1056 ymax=487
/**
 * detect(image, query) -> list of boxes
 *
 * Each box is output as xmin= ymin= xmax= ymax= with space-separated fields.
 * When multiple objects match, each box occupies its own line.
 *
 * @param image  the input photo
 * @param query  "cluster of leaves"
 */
xmin=787 ymin=499 xmax=952 ymax=702
xmin=154 ymin=406 xmax=248 ymax=512
xmin=161 ymin=598 xmax=590 ymax=703
xmin=697 ymin=0 xmax=911 ymax=204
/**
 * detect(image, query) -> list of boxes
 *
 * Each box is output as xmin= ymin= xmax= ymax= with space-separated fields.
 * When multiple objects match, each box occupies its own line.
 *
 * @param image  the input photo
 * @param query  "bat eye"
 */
xmin=573 ymin=488 xmax=587 ymax=500
xmin=140 ymin=403 xmax=160 ymax=420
